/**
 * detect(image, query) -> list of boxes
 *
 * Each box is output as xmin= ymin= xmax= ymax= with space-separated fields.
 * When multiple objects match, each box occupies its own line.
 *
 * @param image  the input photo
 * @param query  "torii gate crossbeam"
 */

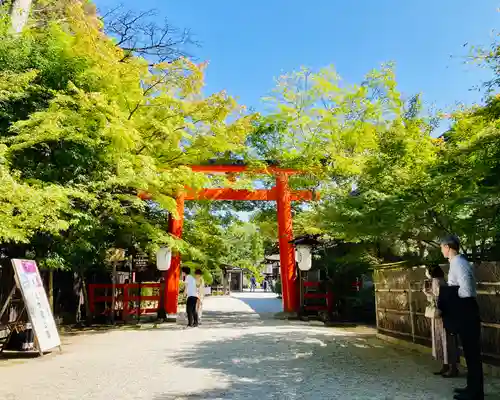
xmin=164 ymin=165 xmax=318 ymax=317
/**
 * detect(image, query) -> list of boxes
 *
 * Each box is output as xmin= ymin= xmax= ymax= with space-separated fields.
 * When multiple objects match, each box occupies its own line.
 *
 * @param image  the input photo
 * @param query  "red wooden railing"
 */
xmin=301 ymin=281 xmax=334 ymax=313
xmin=352 ymin=278 xmax=362 ymax=292
xmin=301 ymin=278 xmax=361 ymax=314
xmin=88 ymin=283 xmax=162 ymax=320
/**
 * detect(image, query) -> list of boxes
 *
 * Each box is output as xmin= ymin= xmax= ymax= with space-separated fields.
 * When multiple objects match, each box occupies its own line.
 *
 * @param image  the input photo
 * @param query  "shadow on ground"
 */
xmin=151 ymin=322 xmax=499 ymax=400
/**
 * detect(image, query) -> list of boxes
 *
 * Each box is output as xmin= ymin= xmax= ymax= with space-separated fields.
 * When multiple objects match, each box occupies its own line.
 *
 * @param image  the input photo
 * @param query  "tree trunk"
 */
xmin=81 ymin=277 xmax=92 ymax=326
xmin=73 ymin=273 xmax=82 ymax=325
xmin=110 ymin=262 xmax=116 ymax=325
xmin=10 ymin=0 xmax=33 ymax=33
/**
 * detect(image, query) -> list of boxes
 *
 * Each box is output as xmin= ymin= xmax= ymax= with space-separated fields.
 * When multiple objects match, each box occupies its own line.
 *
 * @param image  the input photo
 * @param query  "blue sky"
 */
xmin=96 ymin=0 xmax=498 ymax=113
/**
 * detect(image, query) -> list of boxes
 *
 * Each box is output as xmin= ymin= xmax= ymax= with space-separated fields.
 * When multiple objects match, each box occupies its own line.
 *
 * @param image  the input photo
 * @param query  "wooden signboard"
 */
xmin=10 ymin=259 xmax=61 ymax=354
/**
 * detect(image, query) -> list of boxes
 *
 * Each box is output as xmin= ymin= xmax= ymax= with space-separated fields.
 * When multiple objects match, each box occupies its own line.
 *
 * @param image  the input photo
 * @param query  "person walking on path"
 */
xmin=195 ymin=269 xmax=204 ymax=323
xmin=440 ymin=235 xmax=484 ymax=400
xmin=250 ymin=275 xmax=256 ymax=292
xmin=182 ymin=266 xmax=199 ymax=328
xmin=423 ymin=265 xmax=459 ymax=377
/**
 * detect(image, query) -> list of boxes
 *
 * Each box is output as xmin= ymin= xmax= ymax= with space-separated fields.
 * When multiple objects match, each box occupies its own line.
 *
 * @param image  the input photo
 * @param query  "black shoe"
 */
xmin=454 ymin=391 xmax=484 ymax=400
xmin=434 ymin=365 xmax=450 ymax=375
xmin=442 ymin=368 xmax=459 ymax=378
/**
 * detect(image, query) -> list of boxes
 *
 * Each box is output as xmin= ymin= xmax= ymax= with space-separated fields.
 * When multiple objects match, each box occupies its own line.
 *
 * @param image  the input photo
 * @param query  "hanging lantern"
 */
xmin=265 ymin=263 xmax=273 ymax=274
xmin=156 ymin=247 xmax=172 ymax=271
xmin=296 ymin=244 xmax=312 ymax=271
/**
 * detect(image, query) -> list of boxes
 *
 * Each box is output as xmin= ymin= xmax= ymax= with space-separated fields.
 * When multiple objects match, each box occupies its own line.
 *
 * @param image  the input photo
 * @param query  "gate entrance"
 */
xmin=164 ymin=164 xmax=318 ymax=317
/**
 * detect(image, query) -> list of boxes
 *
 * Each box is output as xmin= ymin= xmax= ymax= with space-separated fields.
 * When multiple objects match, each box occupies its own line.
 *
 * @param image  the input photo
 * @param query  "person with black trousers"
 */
xmin=182 ymin=267 xmax=199 ymax=328
xmin=440 ymin=235 xmax=483 ymax=400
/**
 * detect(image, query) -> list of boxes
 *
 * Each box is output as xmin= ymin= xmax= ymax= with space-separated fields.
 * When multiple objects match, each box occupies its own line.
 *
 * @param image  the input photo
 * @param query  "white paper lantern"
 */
xmin=296 ymin=244 xmax=312 ymax=271
xmin=265 ymin=264 xmax=273 ymax=274
xmin=156 ymin=247 xmax=172 ymax=271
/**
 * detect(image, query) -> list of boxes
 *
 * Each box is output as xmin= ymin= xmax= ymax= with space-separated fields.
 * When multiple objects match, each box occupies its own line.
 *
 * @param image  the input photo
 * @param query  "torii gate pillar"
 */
xmin=165 ymin=194 xmax=185 ymax=318
xmin=275 ymin=173 xmax=297 ymax=313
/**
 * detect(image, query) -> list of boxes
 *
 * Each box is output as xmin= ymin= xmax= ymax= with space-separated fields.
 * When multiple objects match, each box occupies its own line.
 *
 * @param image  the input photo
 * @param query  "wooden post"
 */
xmin=0 ymin=286 xmax=16 ymax=322
xmin=123 ymin=283 xmax=129 ymax=323
xmin=88 ymin=284 xmax=95 ymax=316
xmin=276 ymin=173 xmax=297 ymax=313
xmin=165 ymin=194 xmax=185 ymax=318
xmin=224 ymin=271 xmax=229 ymax=295
xmin=137 ymin=280 xmax=141 ymax=320
xmin=82 ymin=279 xmax=92 ymax=325
xmin=374 ymin=274 xmax=380 ymax=331
xmin=110 ymin=262 xmax=116 ymax=325
xmin=298 ymin=270 xmax=304 ymax=316
xmin=157 ymin=278 xmax=166 ymax=321
xmin=408 ymin=281 xmax=416 ymax=343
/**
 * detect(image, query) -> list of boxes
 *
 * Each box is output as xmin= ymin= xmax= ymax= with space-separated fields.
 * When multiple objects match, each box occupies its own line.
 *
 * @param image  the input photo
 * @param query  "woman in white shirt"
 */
xmin=423 ymin=265 xmax=459 ymax=377
xmin=195 ymin=269 xmax=204 ymax=323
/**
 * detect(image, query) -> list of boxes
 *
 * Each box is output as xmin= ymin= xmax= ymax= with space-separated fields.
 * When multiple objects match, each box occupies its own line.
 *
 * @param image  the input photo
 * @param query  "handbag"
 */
xmin=425 ymin=301 xmax=441 ymax=319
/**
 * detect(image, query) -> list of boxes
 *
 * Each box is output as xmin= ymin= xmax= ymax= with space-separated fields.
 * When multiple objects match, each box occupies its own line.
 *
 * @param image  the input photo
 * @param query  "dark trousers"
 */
xmin=458 ymin=298 xmax=483 ymax=396
xmin=186 ymin=296 xmax=199 ymax=327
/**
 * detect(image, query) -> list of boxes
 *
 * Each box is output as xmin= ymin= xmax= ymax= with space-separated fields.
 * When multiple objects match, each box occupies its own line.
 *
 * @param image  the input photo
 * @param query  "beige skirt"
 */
xmin=431 ymin=317 xmax=458 ymax=364
xmin=197 ymin=299 xmax=203 ymax=319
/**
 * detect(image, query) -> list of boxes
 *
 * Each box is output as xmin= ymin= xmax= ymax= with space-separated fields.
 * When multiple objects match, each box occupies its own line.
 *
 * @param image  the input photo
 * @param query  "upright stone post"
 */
xmin=275 ymin=173 xmax=297 ymax=313
xmin=165 ymin=194 xmax=185 ymax=319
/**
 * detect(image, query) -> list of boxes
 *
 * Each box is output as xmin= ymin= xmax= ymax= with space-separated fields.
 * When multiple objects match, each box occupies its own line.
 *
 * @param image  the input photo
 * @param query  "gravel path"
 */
xmin=0 ymin=292 xmax=499 ymax=399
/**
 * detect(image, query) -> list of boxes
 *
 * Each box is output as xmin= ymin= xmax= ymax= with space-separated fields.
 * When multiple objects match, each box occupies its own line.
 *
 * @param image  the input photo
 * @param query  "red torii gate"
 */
xmin=164 ymin=164 xmax=318 ymax=316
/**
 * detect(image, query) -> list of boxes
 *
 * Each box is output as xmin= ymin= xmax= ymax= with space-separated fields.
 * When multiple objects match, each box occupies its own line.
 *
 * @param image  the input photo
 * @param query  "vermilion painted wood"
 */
xmin=166 ymin=195 xmax=184 ymax=315
xmin=189 ymin=165 xmax=301 ymax=175
xmin=304 ymin=293 xmax=328 ymax=299
xmin=93 ymin=295 xmax=159 ymax=302
xmin=89 ymin=283 xmax=161 ymax=289
xmin=184 ymin=188 xmax=319 ymax=202
xmin=276 ymin=173 xmax=298 ymax=313
xmin=161 ymin=165 xmax=318 ymax=316
xmin=88 ymin=283 xmax=161 ymax=314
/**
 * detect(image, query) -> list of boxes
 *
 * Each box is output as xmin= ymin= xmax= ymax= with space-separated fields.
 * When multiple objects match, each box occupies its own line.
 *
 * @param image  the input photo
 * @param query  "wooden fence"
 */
xmin=374 ymin=261 xmax=500 ymax=363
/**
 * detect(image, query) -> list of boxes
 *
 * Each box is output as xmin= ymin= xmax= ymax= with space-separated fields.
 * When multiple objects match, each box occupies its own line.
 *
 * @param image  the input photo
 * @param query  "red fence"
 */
xmin=302 ymin=281 xmax=334 ymax=313
xmin=88 ymin=283 xmax=164 ymax=320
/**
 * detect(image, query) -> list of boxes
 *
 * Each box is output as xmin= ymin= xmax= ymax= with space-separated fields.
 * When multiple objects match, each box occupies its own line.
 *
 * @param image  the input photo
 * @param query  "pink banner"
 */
xmin=21 ymin=260 xmax=37 ymax=273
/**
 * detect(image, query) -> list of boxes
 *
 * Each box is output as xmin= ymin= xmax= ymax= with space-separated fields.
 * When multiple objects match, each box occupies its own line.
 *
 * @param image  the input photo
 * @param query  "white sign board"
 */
xmin=11 ymin=259 xmax=61 ymax=352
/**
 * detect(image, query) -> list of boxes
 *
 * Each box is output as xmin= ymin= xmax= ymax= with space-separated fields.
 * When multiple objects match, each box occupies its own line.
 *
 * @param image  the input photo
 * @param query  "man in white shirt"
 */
xmin=182 ymin=267 xmax=199 ymax=327
xmin=441 ymin=235 xmax=483 ymax=400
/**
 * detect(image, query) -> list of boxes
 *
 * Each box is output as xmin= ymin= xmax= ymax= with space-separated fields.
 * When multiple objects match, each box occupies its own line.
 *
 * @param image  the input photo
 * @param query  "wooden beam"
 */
xmin=189 ymin=165 xmax=301 ymax=175
xmin=184 ymin=188 xmax=319 ymax=201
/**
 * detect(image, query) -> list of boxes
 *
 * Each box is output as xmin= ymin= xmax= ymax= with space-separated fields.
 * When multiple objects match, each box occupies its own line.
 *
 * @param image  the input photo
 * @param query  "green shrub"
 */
xmin=140 ymin=282 xmax=156 ymax=297
xmin=274 ymin=280 xmax=282 ymax=296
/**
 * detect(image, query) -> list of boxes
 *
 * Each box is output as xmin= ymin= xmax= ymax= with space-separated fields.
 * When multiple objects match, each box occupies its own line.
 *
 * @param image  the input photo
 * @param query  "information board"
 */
xmin=11 ymin=259 xmax=61 ymax=352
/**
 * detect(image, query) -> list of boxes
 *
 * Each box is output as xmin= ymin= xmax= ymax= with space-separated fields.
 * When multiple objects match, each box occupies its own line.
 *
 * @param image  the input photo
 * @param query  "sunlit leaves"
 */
xmin=0 ymin=1 xmax=255 ymax=272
